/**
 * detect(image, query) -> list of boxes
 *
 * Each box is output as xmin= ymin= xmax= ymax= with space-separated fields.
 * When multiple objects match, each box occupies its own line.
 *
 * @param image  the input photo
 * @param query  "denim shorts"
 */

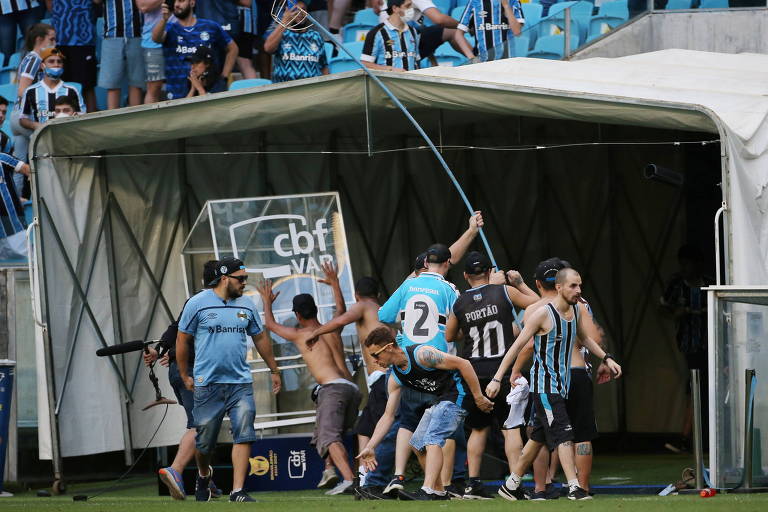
xmin=409 ymin=400 xmax=467 ymax=451
xmin=193 ymin=382 xmax=257 ymax=454
xmin=97 ymin=37 xmax=146 ymax=89
xmin=143 ymin=47 xmax=165 ymax=82
xmin=168 ymin=362 xmax=195 ymax=429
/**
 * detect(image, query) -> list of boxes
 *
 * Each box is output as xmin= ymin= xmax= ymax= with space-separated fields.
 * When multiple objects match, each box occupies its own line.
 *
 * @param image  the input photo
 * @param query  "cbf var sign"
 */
xmin=182 ymin=192 xmax=356 ymax=332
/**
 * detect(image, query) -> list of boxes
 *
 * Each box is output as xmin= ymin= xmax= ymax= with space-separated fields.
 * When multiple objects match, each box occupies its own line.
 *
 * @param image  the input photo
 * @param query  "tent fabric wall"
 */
xmin=30 ymin=49 xmax=765 ymax=457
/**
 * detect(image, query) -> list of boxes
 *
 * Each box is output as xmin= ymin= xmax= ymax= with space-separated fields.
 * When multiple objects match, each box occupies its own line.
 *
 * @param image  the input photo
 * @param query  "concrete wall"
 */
xmin=572 ymin=8 xmax=768 ymax=59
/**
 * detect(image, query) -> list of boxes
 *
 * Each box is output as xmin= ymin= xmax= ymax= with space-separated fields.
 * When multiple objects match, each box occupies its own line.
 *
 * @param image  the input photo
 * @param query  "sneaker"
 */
xmin=356 ymin=486 xmax=396 ymax=500
xmin=567 ymin=486 xmax=593 ymax=500
xmin=207 ymin=467 xmax=222 ymax=498
xmin=195 ymin=473 xmax=212 ymax=502
xmin=325 ymin=480 xmax=354 ymax=496
xmin=498 ymin=483 xmax=529 ymax=501
xmin=463 ymin=480 xmax=495 ymax=500
xmin=317 ymin=468 xmax=339 ymax=489
xmin=229 ymin=490 xmax=256 ymax=502
xmin=544 ymin=482 xmax=560 ymax=500
xmin=383 ymin=475 xmax=405 ymax=496
xmin=445 ymin=484 xmax=464 ymax=500
xmin=158 ymin=467 xmax=186 ymax=500
xmin=398 ymin=488 xmax=445 ymax=501
xmin=529 ymin=490 xmax=547 ymax=501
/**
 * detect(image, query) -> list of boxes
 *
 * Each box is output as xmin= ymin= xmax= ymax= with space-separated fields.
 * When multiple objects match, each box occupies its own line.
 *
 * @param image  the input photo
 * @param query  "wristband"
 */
xmin=270 ymin=368 xmax=281 ymax=374
xmin=491 ymin=378 xmax=501 ymax=383
xmin=603 ymin=353 xmax=615 ymax=364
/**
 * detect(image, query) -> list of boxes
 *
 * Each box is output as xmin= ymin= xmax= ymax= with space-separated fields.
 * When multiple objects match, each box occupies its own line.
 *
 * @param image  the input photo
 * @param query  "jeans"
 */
xmin=193 ymin=382 xmax=256 ymax=454
xmin=365 ymin=387 xmax=467 ymax=487
xmin=410 ymin=401 xmax=468 ymax=451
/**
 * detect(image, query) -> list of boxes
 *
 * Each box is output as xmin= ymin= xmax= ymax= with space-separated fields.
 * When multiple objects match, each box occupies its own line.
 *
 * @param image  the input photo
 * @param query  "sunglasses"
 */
xmin=226 ymin=274 xmax=248 ymax=283
xmin=371 ymin=342 xmax=393 ymax=360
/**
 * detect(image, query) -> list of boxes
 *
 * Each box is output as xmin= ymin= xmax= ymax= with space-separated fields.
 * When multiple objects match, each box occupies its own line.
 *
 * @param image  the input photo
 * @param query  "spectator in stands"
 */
xmin=137 ymin=0 xmax=167 ymax=103
xmin=185 ymin=45 xmax=217 ymax=97
xmin=235 ymin=0 xmax=257 ymax=79
xmin=371 ymin=0 xmax=474 ymax=63
xmin=328 ymin=0 xmax=351 ymax=42
xmin=0 ymin=150 xmax=30 ymax=258
xmin=457 ymin=0 xmax=524 ymax=62
xmin=0 ymin=96 xmax=13 ymax=153
xmin=52 ymin=94 xmax=79 ymax=117
xmin=0 ymin=95 xmax=28 ymax=199
xmin=264 ymin=1 xmax=328 ymax=83
xmin=361 ymin=0 xmax=419 ymax=72
xmin=0 ymin=1 xmax=43 ymax=65
xmin=48 ymin=0 xmax=98 ymax=113
xmin=19 ymin=48 xmax=85 ymax=130
xmin=152 ymin=0 xmax=238 ymax=100
xmin=195 ymin=0 xmax=245 ymax=37
xmin=308 ymin=0 xmax=329 ymax=32
xmin=94 ymin=0 xmax=145 ymax=109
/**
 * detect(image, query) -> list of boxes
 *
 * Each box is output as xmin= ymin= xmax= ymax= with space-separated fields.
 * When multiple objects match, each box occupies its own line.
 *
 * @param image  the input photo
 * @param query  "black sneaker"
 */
xmin=545 ymin=482 xmax=560 ymax=499
xmin=444 ymin=484 xmax=464 ymax=500
xmin=567 ymin=486 xmax=592 ymax=500
xmin=194 ymin=474 xmax=211 ymax=502
xmin=383 ymin=475 xmax=405 ymax=496
xmin=463 ymin=480 xmax=495 ymax=500
xmin=398 ymin=488 xmax=446 ymax=501
xmin=229 ymin=490 xmax=256 ymax=502
xmin=529 ymin=490 xmax=547 ymax=501
xmin=356 ymin=486 xmax=395 ymax=500
xmin=497 ymin=483 xmax=529 ymax=501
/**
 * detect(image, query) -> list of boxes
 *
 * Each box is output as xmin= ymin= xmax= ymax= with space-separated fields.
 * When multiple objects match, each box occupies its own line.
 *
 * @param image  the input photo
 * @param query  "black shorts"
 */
xmin=355 ymin=373 xmax=388 ymax=437
xmin=417 ymin=25 xmax=444 ymax=59
xmin=466 ymin=377 xmax=513 ymax=430
xmin=58 ymin=45 xmax=97 ymax=89
xmin=565 ymin=368 xmax=598 ymax=443
xmin=529 ymin=392 xmax=573 ymax=450
xmin=235 ymin=32 xmax=255 ymax=59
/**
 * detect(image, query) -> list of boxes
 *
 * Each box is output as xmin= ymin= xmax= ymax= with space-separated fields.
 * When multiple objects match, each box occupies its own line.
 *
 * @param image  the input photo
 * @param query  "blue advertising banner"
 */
xmin=245 ymin=434 xmax=353 ymax=492
xmin=0 ymin=361 xmax=15 ymax=495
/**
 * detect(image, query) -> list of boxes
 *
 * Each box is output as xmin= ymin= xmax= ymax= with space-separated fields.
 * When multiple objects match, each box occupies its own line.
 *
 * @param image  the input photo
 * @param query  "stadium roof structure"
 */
xmin=28 ymin=50 xmax=768 ymax=485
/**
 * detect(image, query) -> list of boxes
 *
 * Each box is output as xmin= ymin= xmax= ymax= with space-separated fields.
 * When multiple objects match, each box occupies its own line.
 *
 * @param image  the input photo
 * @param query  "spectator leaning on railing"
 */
xmin=263 ymin=1 xmax=328 ymax=83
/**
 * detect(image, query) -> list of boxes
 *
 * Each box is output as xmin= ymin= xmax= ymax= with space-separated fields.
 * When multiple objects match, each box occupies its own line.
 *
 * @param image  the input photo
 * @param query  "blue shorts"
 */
xmin=168 ymin=362 xmax=195 ymax=429
xmin=97 ymin=37 xmax=146 ymax=89
xmin=410 ymin=401 xmax=467 ymax=451
xmin=193 ymin=382 xmax=256 ymax=454
xmin=399 ymin=386 xmax=433 ymax=431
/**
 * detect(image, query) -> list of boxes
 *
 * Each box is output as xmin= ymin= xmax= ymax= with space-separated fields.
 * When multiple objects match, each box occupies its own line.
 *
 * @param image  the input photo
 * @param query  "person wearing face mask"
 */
xmin=361 ymin=0 xmax=420 ymax=72
xmin=52 ymin=95 xmax=78 ymax=118
xmin=263 ymin=1 xmax=328 ymax=84
xmin=18 ymin=47 xmax=85 ymax=131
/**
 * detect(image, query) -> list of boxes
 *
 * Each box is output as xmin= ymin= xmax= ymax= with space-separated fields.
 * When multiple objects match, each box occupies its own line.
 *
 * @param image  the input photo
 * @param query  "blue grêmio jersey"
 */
xmin=361 ymin=21 xmax=419 ymax=71
xmin=458 ymin=0 xmax=525 ymax=62
xmin=104 ymin=0 xmax=142 ymax=38
xmin=267 ymin=26 xmax=327 ymax=83
xmin=0 ymin=0 xmax=38 ymax=15
xmin=178 ymin=289 xmax=263 ymax=386
xmin=531 ymin=302 xmax=579 ymax=397
xmin=379 ymin=271 xmax=459 ymax=352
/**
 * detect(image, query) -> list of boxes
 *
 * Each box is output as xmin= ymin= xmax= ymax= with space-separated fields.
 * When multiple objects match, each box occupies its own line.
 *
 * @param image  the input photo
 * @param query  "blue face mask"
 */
xmin=44 ymin=67 xmax=64 ymax=79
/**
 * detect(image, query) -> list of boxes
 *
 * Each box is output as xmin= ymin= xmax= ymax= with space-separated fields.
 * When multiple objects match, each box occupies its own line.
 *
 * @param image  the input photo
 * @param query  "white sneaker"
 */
xmin=325 ymin=480 xmax=354 ymax=496
xmin=317 ymin=468 xmax=339 ymax=489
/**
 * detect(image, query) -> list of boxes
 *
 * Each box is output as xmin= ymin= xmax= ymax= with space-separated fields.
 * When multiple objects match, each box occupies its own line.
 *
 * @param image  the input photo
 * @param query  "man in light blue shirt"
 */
xmin=177 ymin=256 xmax=281 ymax=503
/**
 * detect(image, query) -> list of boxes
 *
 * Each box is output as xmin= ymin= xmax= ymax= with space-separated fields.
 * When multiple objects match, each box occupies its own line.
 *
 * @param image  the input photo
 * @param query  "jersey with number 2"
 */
xmin=378 ymin=271 xmax=459 ymax=351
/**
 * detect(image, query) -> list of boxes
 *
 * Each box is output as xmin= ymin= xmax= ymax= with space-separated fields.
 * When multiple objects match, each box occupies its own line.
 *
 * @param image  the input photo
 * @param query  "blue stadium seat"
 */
xmin=451 ymin=5 xmax=465 ymax=20
xmin=342 ymin=21 xmax=376 ymax=42
xmin=432 ymin=43 xmax=468 ymax=67
xmin=521 ymin=3 xmax=543 ymax=47
xmin=229 ymin=78 xmax=272 ymax=90
xmin=664 ymin=0 xmax=693 ymax=8
xmin=588 ymin=14 xmax=627 ymax=39
xmin=329 ymin=41 xmax=364 ymax=74
xmin=0 ymin=83 xmax=17 ymax=105
xmin=510 ymin=35 xmax=530 ymax=57
xmin=699 ymin=0 xmax=728 ymax=7
xmin=454 ymin=0 xmax=469 ymax=7
xmin=526 ymin=34 xmax=579 ymax=59
xmin=538 ymin=3 xmax=588 ymax=46
xmin=353 ymin=8 xmax=380 ymax=25
xmin=432 ymin=0 xmax=453 ymax=14
xmin=598 ymin=0 xmax=629 ymax=19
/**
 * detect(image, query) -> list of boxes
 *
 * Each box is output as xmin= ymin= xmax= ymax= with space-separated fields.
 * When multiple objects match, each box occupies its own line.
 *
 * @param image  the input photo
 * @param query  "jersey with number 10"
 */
xmin=454 ymin=283 xmax=517 ymax=379
xmin=378 ymin=271 xmax=459 ymax=352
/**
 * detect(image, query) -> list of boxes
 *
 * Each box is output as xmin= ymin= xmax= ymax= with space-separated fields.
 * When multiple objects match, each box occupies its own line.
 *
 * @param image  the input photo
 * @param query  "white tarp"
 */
xmin=30 ymin=49 xmax=768 ymax=459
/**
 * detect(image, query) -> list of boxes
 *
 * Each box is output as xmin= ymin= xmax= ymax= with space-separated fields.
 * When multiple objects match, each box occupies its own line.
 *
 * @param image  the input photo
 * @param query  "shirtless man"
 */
xmin=510 ymin=258 xmax=612 ymax=498
xmin=257 ymin=280 xmax=362 ymax=496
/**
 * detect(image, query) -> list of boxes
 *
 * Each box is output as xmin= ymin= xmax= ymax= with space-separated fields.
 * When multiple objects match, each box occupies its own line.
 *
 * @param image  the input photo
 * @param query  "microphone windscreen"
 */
xmin=96 ymin=340 xmax=146 ymax=357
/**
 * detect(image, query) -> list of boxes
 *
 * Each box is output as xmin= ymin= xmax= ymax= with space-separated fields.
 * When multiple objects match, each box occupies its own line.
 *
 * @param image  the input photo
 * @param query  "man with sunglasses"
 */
xmin=177 ymin=256 xmax=282 ymax=503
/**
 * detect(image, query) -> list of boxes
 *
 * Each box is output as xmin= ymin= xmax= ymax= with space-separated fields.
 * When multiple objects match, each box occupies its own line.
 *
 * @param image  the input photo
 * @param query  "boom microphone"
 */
xmin=96 ymin=340 xmax=154 ymax=357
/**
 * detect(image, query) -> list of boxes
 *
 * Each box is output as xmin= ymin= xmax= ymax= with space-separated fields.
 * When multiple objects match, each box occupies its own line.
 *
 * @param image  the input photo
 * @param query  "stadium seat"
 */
xmin=598 ymin=0 xmax=629 ymax=19
xmin=353 ymin=8 xmax=380 ymax=26
xmin=0 ymin=83 xmax=17 ymax=104
xmin=521 ymin=3 xmax=543 ymax=47
xmin=455 ymin=0 xmax=469 ymax=8
xmin=432 ymin=0 xmax=453 ymax=14
xmin=538 ymin=3 xmax=588 ymax=46
xmin=588 ymin=14 xmax=627 ymax=39
xmin=329 ymin=41 xmax=364 ymax=73
xmin=699 ymin=0 xmax=728 ymax=7
xmin=432 ymin=43 xmax=468 ymax=67
xmin=342 ymin=21 xmax=376 ymax=42
xmin=229 ymin=78 xmax=272 ymax=90
xmin=664 ymin=0 xmax=693 ymax=8
xmin=510 ymin=35 xmax=530 ymax=57
xmin=451 ymin=5 xmax=466 ymax=20
xmin=526 ymin=34 xmax=579 ymax=59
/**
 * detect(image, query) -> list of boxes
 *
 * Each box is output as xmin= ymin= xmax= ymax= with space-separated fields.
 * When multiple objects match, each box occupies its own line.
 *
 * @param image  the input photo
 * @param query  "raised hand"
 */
xmin=256 ymin=279 xmax=280 ymax=304
xmin=318 ymin=261 xmax=339 ymax=287
xmin=469 ymin=210 xmax=484 ymax=231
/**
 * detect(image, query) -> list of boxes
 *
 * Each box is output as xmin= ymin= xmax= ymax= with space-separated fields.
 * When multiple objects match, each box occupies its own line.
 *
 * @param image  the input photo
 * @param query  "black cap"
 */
xmin=208 ymin=257 xmax=245 ymax=286
xmin=425 ymin=244 xmax=451 ymax=264
xmin=413 ymin=252 xmax=427 ymax=272
xmin=534 ymin=257 xmax=568 ymax=283
xmin=292 ymin=293 xmax=318 ymax=319
xmin=464 ymin=251 xmax=491 ymax=275
xmin=188 ymin=45 xmax=214 ymax=63
xmin=389 ymin=0 xmax=407 ymax=6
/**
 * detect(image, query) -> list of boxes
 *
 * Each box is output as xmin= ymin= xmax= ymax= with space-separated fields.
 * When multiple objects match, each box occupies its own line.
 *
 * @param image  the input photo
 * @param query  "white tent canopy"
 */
xmin=29 ymin=50 xmax=767 ymax=465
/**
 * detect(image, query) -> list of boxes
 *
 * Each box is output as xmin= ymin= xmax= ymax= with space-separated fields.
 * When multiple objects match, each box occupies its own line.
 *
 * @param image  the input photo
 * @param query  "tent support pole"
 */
xmin=364 ymin=75 xmax=373 ymax=157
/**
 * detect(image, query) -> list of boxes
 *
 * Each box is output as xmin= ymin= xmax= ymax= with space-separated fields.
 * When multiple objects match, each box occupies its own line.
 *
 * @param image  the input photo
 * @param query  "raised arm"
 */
xmin=416 ymin=346 xmax=493 ymax=412
xmin=448 ymin=211 xmax=483 ymax=265
xmin=152 ymin=2 xmax=172 ymax=43
xmin=357 ymin=375 xmax=402 ymax=470
xmin=319 ymin=261 xmax=346 ymax=317
xmin=255 ymin=280 xmax=301 ymax=342
xmin=305 ymin=304 xmax=364 ymax=346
